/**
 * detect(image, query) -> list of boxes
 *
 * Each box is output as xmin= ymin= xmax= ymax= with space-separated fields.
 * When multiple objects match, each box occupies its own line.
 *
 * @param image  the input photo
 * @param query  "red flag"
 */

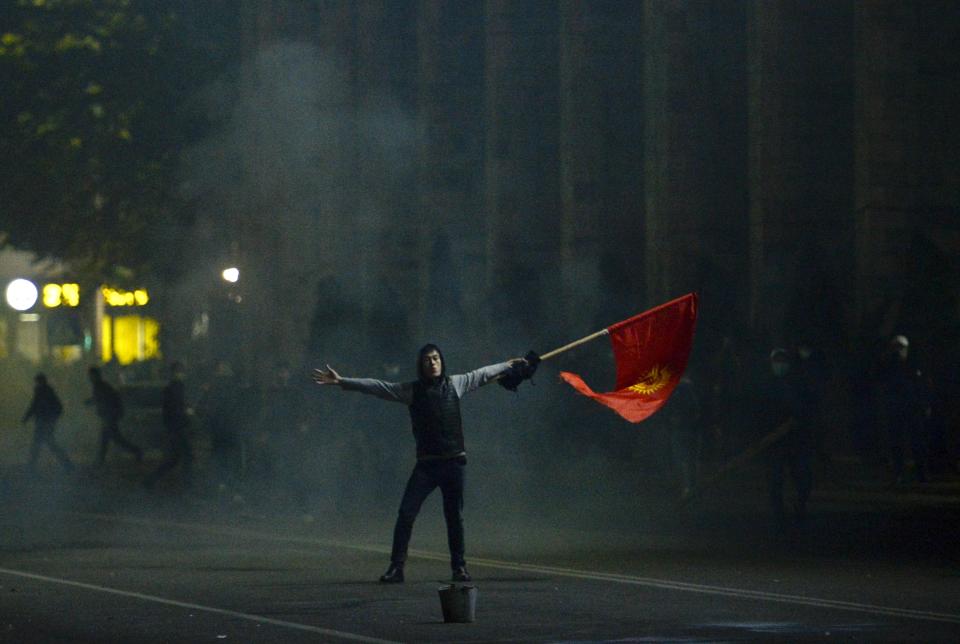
xmin=559 ymin=293 xmax=698 ymax=423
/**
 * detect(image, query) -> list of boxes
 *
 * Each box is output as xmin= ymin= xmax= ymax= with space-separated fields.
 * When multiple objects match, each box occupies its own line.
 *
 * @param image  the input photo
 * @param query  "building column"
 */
xmin=484 ymin=0 xmax=562 ymax=345
xmin=415 ymin=0 xmax=485 ymax=350
xmin=854 ymin=1 xmax=922 ymax=334
xmin=236 ymin=0 xmax=321 ymax=374
xmin=354 ymin=1 xmax=420 ymax=365
xmin=748 ymin=0 xmax=854 ymax=347
xmin=559 ymin=0 xmax=644 ymax=331
xmin=644 ymin=0 xmax=748 ymax=343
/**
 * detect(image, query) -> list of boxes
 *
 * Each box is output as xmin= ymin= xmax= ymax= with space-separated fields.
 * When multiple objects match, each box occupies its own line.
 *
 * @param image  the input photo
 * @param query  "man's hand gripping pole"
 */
xmin=498 ymin=328 xmax=610 ymax=391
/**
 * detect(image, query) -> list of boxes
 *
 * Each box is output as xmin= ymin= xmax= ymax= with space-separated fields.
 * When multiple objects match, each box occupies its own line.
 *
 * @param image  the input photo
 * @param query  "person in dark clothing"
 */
xmin=877 ymin=335 xmax=931 ymax=485
xmin=22 ymin=373 xmax=73 ymax=473
xmin=313 ymin=344 xmax=525 ymax=584
xmin=144 ymin=362 xmax=193 ymax=488
xmin=794 ymin=343 xmax=835 ymax=480
xmin=87 ymin=367 xmax=143 ymax=465
xmin=203 ymin=360 xmax=242 ymax=484
xmin=761 ymin=348 xmax=812 ymax=535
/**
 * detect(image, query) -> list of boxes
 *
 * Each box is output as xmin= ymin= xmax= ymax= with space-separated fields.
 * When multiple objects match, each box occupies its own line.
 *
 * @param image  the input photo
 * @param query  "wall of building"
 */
xmin=221 ymin=0 xmax=959 ymax=379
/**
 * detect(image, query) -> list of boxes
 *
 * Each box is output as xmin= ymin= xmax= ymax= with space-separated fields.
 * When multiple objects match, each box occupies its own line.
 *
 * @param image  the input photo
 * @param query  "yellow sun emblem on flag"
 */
xmin=627 ymin=365 xmax=672 ymax=395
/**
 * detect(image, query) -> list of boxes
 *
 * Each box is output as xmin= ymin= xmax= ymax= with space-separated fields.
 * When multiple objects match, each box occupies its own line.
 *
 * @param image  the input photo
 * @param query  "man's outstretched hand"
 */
xmin=312 ymin=364 xmax=342 ymax=386
xmin=498 ymin=351 xmax=540 ymax=391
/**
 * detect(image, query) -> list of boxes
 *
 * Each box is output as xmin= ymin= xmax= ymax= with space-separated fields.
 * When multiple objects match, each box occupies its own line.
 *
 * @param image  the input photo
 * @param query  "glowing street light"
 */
xmin=6 ymin=278 xmax=38 ymax=311
xmin=222 ymin=267 xmax=240 ymax=283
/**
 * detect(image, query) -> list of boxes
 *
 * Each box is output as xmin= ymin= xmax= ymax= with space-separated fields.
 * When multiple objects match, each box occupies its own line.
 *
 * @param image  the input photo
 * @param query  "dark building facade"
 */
xmin=219 ymin=0 xmax=959 ymax=385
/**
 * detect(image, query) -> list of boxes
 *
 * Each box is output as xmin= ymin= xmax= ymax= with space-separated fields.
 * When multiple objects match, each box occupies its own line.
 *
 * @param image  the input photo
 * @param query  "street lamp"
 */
xmin=6 ymin=278 xmax=38 ymax=311
xmin=222 ymin=267 xmax=239 ymax=283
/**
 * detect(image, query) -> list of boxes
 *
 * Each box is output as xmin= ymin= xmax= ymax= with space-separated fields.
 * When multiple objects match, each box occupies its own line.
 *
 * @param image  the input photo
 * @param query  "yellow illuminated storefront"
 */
xmin=2 ymin=279 xmax=161 ymax=365
xmin=40 ymin=282 xmax=84 ymax=362
xmin=99 ymin=286 xmax=161 ymax=365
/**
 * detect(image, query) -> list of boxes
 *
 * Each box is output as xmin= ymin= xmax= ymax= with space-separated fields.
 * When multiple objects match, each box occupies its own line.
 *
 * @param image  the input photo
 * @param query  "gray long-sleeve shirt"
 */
xmin=339 ymin=361 xmax=513 ymax=405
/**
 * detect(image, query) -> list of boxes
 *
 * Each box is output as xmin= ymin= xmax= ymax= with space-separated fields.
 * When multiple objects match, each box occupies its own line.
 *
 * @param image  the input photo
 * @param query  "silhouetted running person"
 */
xmin=87 ymin=367 xmax=143 ymax=465
xmin=22 ymin=373 xmax=73 ymax=473
xmin=313 ymin=344 xmax=526 ymax=584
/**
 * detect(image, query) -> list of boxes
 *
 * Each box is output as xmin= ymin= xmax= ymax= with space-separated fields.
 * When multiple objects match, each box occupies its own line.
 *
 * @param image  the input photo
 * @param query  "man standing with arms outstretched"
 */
xmin=313 ymin=344 xmax=526 ymax=583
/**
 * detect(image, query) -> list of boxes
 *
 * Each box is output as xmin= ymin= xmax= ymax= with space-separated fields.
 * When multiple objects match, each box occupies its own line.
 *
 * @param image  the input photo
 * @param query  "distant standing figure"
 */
xmin=87 ymin=367 xmax=143 ymax=465
xmin=761 ymin=348 xmax=812 ymax=535
xmin=794 ymin=343 xmax=834 ymax=478
xmin=877 ymin=335 xmax=931 ymax=484
xmin=203 ymin=360 xmax=242 ymax=483
xmin=145 ymin=362 xmax=193 ymax=488
xmin=22 ymin=373 xmax=73 ymax=473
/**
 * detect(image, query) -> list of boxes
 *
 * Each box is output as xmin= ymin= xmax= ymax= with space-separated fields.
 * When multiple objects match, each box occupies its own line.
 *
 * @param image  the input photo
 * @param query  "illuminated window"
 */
xmin=113 ymin=315 xmax=141 ymax=365
xmin=102 ymin=314 xmax=161 ymax=365
xmin=101 ymin=315 xmax=113 ymax=362
xmin=143 ymin=317 xmax=160 ymax=359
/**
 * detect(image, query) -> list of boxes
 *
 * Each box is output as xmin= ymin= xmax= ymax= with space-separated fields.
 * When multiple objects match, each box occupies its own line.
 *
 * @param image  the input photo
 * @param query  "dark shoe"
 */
xmin=379 ymin=564 xmax=404 ymax=584
xmin=452 ymin=566 xmax=471 ymax=582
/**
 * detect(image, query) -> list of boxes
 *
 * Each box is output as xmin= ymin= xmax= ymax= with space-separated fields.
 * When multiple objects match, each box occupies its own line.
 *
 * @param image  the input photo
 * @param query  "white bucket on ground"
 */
xmin=438 ymin=583 xmax=477 ymax=623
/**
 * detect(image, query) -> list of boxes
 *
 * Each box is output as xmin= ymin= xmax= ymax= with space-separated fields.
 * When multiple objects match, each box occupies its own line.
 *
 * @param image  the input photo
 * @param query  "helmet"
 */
xmin=769 ymin=348 xmax=790 ymax=362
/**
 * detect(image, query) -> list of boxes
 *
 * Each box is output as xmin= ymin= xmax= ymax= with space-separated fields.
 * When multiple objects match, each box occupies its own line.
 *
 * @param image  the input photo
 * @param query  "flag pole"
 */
xmin=493 ymin=327 xmax=608 ymax=387
xmin=539 ymin=328 xmax=609 ymax=361
xmin=679 ymin=419 xmax=795 ymax=507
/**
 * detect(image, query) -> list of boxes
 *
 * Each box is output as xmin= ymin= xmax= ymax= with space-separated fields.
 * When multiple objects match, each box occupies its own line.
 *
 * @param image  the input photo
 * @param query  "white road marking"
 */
xmin=68 ymin=511 xmax=960 ymax=625
xmin=0 ymin=566 xmax=400 ymax=644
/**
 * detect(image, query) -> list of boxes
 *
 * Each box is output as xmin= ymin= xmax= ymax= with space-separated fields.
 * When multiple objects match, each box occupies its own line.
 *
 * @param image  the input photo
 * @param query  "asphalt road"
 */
xmin=1 ymin=469 xmax=959 ymax=643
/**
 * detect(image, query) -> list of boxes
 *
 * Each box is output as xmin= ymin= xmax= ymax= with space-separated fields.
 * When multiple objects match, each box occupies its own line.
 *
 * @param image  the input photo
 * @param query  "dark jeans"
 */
xmin=29 ymin=421 xmax=73 ymax=472
xmin=767 ymin=444 xmax=812 ymax=526
xmin=146 ymin=429 xmax=193 ymax=487
xmin=97 ymin=419 xmax=142 ymax=464
xmin=887 ymin=415 xmax=928 ymax=482
xmin=390 ymin=457 xmax=465 ymax=569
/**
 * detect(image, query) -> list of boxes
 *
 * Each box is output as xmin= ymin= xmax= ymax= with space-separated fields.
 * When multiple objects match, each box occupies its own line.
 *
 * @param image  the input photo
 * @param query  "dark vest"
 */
xmin=408 ymin=377 xmax=464 ymax=459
